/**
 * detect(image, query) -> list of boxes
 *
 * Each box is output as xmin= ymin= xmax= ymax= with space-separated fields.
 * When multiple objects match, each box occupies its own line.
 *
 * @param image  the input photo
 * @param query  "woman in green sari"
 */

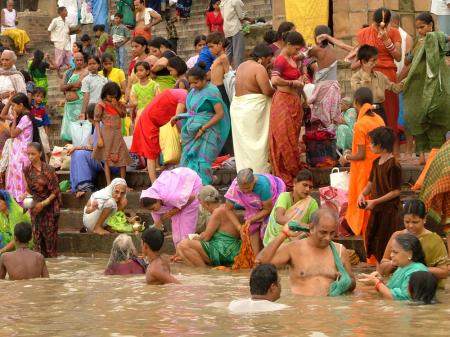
xmin=116 ymin=0 xmax=135 ymax=28
xmin=178 ymin=65 xmax=230 ymax=185
xmin=0 ymin=190 xmax=31 ymax=254
xmin=60 ymin=53 xmax=88 ymax=141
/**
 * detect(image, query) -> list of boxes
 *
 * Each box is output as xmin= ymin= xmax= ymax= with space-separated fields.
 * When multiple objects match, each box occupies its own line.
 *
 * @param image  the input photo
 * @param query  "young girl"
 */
xmin=206 ymin=0 xmax=224 ymax=34
xmin=92 ymin=82 xmax=132 ymax=185
xmin=81 ymin=56 xmax=108 ymax=117
xmin=130 ymin=61 xmax=160 ymax=121
xmin=70 ymin=41 xmax=83 ymax=69
xmin=186 ymin=35 xmax=206 ymax=69
xmin=359 ymin=126 xmax=401 ymax=265
xmin=28 ymin=49 xmax=57 ymax=97
xmin=167 ymin=56 xmax=189 ymax=90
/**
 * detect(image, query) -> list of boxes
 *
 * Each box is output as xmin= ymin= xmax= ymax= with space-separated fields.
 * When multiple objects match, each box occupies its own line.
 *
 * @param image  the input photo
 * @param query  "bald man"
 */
xmin=257 ymin=208 xmax=356 ymax=296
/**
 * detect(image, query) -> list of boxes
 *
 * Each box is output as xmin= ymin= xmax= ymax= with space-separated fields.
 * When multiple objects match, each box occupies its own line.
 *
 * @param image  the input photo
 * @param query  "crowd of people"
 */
xmin=0 ymin=0 xmax=448 ymax=308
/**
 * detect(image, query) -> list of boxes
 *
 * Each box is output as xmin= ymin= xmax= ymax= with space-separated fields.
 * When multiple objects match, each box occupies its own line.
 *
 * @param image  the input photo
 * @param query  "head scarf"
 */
xmin=91 ymin=178 xmax=127 ymax=202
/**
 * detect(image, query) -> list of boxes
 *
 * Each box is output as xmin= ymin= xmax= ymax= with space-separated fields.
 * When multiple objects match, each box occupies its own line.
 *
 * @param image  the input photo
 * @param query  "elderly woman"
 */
xmin=23 ymin=142 xmax=62 ymax=258
xmin=359 ymin=233 xmax=428 ymax=300
xmin=104 ymin=234 xmax=146 ymax=275
xmin=177 ymin=185 xmax=241 ymax=267
xmin=0 ymin=50 xmax=26 ymax=103
xmin=378 ymin=199 xmax=448 ymax=288
xmin=83 ymin=178 xmax=128 ymax=235
xmin=225 ymin=168 xmax=285 ymax=254
xmin=1 ymin=0 xmax=30 ymax=55
xmin=231 ymin=44 xmax=275 ymax=173
xmin=0 ymin=189 xmax=30 ymax=254
xmin=140 ymin=167 xmax=202 ymax=246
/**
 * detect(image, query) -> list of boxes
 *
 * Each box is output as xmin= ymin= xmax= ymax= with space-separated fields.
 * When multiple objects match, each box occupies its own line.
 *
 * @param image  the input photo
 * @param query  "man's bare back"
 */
xmin=212 ymin=205 xmax=240 ymax=238
xmin=0 ymin=248 xmax=49 ymax=280
xmin=234 ymin=60 xmax=274 ymax=97
xmin=146 ymin=255 xmax=179 ymax=285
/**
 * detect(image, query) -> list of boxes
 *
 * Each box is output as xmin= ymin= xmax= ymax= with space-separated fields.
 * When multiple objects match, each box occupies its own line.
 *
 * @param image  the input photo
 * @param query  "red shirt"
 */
xmin=272 ymin=55 xmax=301 ymax=80
xmin=206 ymin=11 xmax=224 ymax=34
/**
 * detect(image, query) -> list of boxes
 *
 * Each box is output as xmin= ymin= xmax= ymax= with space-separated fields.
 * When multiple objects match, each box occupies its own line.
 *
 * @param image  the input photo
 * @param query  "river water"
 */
xmin=1 ymin=256 xmax=449 ymax=337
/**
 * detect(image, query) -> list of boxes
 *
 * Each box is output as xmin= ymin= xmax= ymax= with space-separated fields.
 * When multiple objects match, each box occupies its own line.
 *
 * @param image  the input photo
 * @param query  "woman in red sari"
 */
xmin=353 ymin=7 xmax=402 ymax=154
xmin=23 ymin=142 xmax=62 ymax=258
xmin=130 ymin=89 xmax=188 ymax=183
xmin=206 ymin=1 xmax=224 ymax=34
xmin=269 ymin=31 xmax=306 ymax=190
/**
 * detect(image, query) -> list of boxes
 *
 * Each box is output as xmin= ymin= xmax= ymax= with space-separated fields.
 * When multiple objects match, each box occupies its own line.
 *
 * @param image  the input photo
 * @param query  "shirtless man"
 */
xmin=207 ymin=32 xmax=231 ymax=106
xmin=177 ymin=185 xmax=242 ymax=267
xmin=141 ymin=227 xmax=179 ymax=285
xmin=256 ymin=208 xmax=356 ymax=296
xmin=0 ymin=222 xmax=49 ymax=280
xmin=134 ymin=0 xmax=162 ymax=41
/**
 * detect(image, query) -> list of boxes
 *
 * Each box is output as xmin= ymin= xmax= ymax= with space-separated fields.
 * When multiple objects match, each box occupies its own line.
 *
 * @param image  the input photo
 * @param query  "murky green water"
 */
xmin=1 ymin=257 xmax=449 ymax=337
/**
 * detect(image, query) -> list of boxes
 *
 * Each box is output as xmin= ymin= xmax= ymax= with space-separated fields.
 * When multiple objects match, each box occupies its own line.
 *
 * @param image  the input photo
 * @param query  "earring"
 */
xmin=408 ymin=257 xmax=412 ymax=261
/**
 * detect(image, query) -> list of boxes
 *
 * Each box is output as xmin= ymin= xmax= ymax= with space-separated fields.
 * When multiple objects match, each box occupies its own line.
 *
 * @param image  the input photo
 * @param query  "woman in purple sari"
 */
xmin=225 ymin=168 xmax=286 ymax=254
xmin=140 ymin=167 xmax=202 ymax=246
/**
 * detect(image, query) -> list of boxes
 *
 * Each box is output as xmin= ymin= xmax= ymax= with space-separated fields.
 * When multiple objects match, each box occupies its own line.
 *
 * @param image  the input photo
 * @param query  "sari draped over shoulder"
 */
xmin=201 ymin=231 xmax=241 ymax=266
xmin=180 ymin=84 xmax=230 ymax=185
xmin=61 ymin=72 xmax=83 ymax=141
xmin=329 ymin=242 xmax=353 ymax=296
xmin=0 ymin=190 xmax=31 ymax=249
xmin=419 ymin=231 xmax=448 ymax=288
xmin=388 ymin=262 xmax=428 ymax=300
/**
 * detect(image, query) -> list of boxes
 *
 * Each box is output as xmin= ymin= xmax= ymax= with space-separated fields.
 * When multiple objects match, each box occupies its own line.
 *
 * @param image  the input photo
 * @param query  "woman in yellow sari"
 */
xmin=1 ymin=1 xmax=30 ymax=55
xmin=263 ymin=170 xmax=319 ymax=247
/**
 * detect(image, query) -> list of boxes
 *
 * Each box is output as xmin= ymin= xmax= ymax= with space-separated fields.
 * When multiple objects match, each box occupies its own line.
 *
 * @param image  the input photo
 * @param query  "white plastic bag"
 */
xmin=330 ymin=167 xmax=349 ymax=191
xmin=70 ymin=120 xmax=92 ymax=147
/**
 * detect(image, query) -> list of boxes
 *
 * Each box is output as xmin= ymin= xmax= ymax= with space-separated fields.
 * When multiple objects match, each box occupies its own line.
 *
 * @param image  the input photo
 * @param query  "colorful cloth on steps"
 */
xmin=329 ymin=241 xmax=353 ymax=296
xmin=201 ymin=231 xmax=241 ymax=267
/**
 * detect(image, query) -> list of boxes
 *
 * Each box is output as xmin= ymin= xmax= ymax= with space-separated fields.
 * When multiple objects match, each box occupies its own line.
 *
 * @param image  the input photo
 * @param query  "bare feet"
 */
xmin=75 ymin=191 xmax=86 ymax=198
xmin=93 ymin=228 xmax=110 ymax=235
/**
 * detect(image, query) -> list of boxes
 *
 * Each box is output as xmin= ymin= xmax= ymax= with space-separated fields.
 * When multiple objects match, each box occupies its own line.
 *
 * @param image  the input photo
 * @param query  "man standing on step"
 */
xmin=134 ymin=0 xmax=162 ymax=41
xmin=220 ymin=0 xmax=246 ymax=69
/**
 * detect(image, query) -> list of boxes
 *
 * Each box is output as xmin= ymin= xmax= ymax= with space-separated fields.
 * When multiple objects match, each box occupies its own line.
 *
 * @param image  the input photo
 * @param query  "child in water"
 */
xmin=141 ymin=227 xmax=179 ymax=285
xmin=168 ymin=56 xmax=189 ymax=90
xmin=0 ymin=222 xmax=49 ymax=280
xmin=130 ymin=61 xmax=160 ymax=121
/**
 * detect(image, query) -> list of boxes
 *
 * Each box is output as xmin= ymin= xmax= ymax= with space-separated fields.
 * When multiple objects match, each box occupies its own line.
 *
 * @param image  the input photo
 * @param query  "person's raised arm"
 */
xmin=151 ymin=56 xmax=169 ymax=73
xmin=316 ymin=34 xmax=354 ymax=52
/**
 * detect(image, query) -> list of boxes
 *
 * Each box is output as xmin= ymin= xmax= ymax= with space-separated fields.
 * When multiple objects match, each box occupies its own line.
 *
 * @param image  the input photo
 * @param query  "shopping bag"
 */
xmin=159 ymin=122 xmax=181 ymax=165
xmin=70 ymin=120 xmax=92 ymax=147
xmin=330 ymin=167 xmax=349 ymax=191
xmin=319 ymin=186 xmax=351 ymax=236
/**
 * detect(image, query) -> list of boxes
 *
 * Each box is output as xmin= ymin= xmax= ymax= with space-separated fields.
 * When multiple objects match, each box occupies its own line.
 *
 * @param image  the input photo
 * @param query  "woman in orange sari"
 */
xmin=340 ymin=88 xmax=385 ymax=242
xmin=353 ymin=7 xmax=401 ymax=153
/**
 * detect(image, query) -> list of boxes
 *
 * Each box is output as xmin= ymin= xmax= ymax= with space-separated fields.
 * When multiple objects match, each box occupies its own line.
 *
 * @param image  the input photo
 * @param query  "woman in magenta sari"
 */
xmin=224 ymin=168 xmax=286 ymax=254
xmin=140 ymin=167 xmax=202 ymax=246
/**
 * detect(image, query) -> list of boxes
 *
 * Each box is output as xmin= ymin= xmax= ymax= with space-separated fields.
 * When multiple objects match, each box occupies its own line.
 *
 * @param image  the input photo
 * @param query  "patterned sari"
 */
xmin=180 ymin=84 xmax=230 ymax=185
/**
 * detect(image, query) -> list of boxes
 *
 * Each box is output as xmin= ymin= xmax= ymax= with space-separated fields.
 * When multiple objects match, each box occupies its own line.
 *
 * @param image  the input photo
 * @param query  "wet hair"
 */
xmin=101 ymin=53 xmax=114 ymax=63
xmin=149 ymin=36 xmax=172 ymax=49
xmin=27 ymin=142 xmax=43 ymax=153
xmin=167 ymin=56 xmax=188 ymax=76
xmin=14 ymin=222 xmax=32 ymax=244
xmin=114 ymin=12 xmax=123 ymax=19
xmin=416 ymin=12 xmax=435 ymax=31
xmin=295 ymin=169 xmax=313 ymax=183
xmin=107 ymin=234 xmax=137 ymax=268
xmin=206 ymin=32 xmax=225 ymax=45
xmin=11 ymin=93 xmax=32 ymax=111
xmin=132 ymin=36 xmax=149 ymax=53
xmin=187 ymin=62 xmax=208 ymax=80
xmin=86 ymin=103 xmax=96 ymax=120
xmin=409 ymin=271 xmax=437 ymax=305
xmin=30 ymin=49 xmax=45 ymax=71
xmin=250 ymin=43 xmax=273 ymax=59
xmin=194 ymin=34 xmax=207 ymax=47
xmin=141 ymin=197 xmax=159 ymax=208
xmin=283 ymin=31 xmax=305 ymax=47
xmin=263 ymin=29 xmax=277 ymax=45
xmin=250 ymin=264 xmax=278 ymax=296
xmin=276 ymin=21 xmax=295 ymax=41
xmin=80 ymin=34 xmax=91 ymax=42
xmin=402 ymin=199 xmax=427 ymax=219
xmin=394 ymin=233 xmax=426 ymax=264
xmin=357 ymin=44 xmax=378 ymax=62
xmin=20 ymin=70 xmax=32 ymax=83
xmin=311 ymin=208 xmax=339 ymax=227
xmin=33 ymin=87 xmax=46 ymax=98
xmin=134 ymin=61 xmax=151 ymax=74
xmin=141 ymin=227 xmax=164 ymax=252
xmin=353 ymin=87 xmax=374 ymax=106
xmin=373 ymin=7 xmax=391 ymax=25
xmin=100 ymin=82 xmax=121 ymax=100
xmin=93 ymin=24 xmax=105 ymax=32
xmin=236 ymin=168 xmax=255 ymax=185
xmin=198 ymin=185 xmax=220 ymax=203
xmin=57 ymin=6 xmax=66 ymax=14
xmin=314 ymin=25 xmax=332 ymax=46
xmin=369 ymin=126 xmax=395 ymax=152
xmin=87 ymin=55 xmax=101 ymax=65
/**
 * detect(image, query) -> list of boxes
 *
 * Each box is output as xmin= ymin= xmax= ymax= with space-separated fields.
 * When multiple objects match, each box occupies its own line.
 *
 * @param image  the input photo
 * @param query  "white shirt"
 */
xmin=431 ymin=0 xmax=450 ymax=15
xmin=48 ymin=17 xmax=71 ymax=51
xmin=220 ymin=0 xmax=245 ymax=38
xmin=228 ymin=299 xmax=289 ymax=314
xmin=1 ymin=9 xmax=16 ymax=32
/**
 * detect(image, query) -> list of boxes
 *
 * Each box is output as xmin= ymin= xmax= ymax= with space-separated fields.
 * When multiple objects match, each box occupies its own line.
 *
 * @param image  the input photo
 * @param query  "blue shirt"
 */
xmin=196 ymin=46 xmax=216 ymax=72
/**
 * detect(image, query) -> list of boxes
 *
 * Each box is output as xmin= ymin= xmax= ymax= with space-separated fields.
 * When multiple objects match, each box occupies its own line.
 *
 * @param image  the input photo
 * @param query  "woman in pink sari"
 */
xmin=140 ymin=167 xmax=202 ymax=246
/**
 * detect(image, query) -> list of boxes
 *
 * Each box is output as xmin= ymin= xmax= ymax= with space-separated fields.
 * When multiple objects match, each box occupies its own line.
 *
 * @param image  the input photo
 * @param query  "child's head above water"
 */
xmin=250 ymin=264 xmax=281 ymax=302
xmin=368 ymin=126 xmax=395 ymax=154
xmin=14 ymin=222 xmax=32 ymax=245
xmin=415 ymin=12 xmax=434 ymax=37
xmin=409 ymin=271 xmax=437 ymax=305
xmin=33 ymin=87 xmax=46 ymax=105
xmin=141 ymin=227 xmax=164 ymax=254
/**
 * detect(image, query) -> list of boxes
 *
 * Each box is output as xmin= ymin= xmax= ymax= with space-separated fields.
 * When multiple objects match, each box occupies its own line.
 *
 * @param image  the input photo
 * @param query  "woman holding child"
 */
xmin=23 ymin=142 xmax=62 ymax=258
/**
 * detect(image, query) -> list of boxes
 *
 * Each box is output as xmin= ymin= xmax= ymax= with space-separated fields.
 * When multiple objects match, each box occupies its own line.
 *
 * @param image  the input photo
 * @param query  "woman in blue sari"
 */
xmin=91 ymin=0 xmax=109 ymax=31
xmin=177 ymin=65 xmax=230 ymax=185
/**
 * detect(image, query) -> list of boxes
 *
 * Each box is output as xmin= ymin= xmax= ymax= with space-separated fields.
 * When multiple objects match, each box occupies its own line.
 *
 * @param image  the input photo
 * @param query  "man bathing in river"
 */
xmin=257 ymin=209 xmax=356 ymax=296
xmin=0 ymin=222 xmax=49 ymax=280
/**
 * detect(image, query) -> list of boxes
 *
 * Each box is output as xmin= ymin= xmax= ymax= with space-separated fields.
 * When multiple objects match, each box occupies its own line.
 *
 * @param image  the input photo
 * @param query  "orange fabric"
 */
xmin=345 ymin=104 xmax=385 ymax=236
xmin=133 ymin=28 xmax=152 ymax=41
xmin=411 ymin=148 xmax=439 ymax=191
xmin=232 ymin=224 xmax=255 ymax=270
